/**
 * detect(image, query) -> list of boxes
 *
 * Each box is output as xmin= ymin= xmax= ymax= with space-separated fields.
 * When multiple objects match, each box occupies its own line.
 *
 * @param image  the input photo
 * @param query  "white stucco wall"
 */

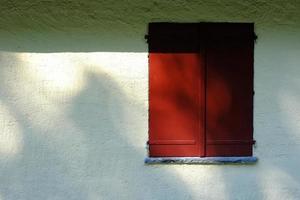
xmin=0 ymin=1 xmax=300 ymax=199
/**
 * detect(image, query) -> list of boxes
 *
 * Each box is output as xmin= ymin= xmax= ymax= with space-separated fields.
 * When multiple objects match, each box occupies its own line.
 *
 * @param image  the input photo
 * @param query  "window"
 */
xmin=147 ymin=22 xmax=256 ymax=159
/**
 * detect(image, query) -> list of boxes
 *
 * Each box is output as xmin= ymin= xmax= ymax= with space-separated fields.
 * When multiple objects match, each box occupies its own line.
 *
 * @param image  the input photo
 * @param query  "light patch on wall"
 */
xmin=84 ymin=52 xmax=148 ymax=77
xmin=278 ymin=91 xmax=300 ymax=140
xmin=19 ymin=53 xmax=86 ymax=95
xmin=84 ymin=52 xmax=148 ymax=102
xmin=260 ymin=167 xmax=300 ymax=199
xmin=0 ymin=100 xmax=23 ymax=157
xmin=172 ymin=166 xmax=228 ymax=199
xmin=18 ymin=52 xmax=148 ymax=104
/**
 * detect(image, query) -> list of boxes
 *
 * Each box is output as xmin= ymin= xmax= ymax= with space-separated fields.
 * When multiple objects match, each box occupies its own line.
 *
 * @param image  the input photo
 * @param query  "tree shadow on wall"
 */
xmin=0 ymin=55 xmax=194 ymax=199
xmin=66 ymin=71 xmax=196 ymax=199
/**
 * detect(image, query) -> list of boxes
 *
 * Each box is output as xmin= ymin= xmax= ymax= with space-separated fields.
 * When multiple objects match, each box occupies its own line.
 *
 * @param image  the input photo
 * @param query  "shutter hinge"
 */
xmin=253 ymin=140 xmax=257 ymax=148
xmin=253 ymin=32 xmax=258 ymax=42
xmin=146 ymin=141 xmax=150 ymax=156
xmin=145 ymin=34 xmax=149 ymax=43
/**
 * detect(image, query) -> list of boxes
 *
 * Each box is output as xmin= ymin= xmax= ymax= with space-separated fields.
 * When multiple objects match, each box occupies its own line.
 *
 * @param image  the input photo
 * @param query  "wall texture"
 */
xmin=0 ymin=0 xmax=300 ymax=199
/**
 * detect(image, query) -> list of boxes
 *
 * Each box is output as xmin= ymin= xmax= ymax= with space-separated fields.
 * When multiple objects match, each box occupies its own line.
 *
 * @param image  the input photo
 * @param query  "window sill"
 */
xmin=144 ymin=156 xmax=258 ymax=165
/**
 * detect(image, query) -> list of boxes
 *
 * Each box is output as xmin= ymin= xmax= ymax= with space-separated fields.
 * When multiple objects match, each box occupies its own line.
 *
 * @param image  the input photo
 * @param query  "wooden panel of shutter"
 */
xmin=205 ymin=23 xmax=254 ymax=156
xmin=148 ymin=23 xmax=205 ymax=157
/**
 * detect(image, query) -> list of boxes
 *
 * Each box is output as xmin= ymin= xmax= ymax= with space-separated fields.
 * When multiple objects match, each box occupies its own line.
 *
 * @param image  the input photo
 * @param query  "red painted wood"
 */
xmin=148 ymin=23 xmax=254 ymax=157
xmin=149 ymin=53 xmax=205 ymax=157
xmin=205 ymin=24 xmax=254 ymax=156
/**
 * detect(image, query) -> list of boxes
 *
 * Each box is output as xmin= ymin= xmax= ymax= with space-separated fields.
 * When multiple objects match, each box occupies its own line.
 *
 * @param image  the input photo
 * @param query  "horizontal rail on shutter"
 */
xmin=149 ymin=140 xmax=196 ymax=145
xmin=207 ymin=140 xmax=256 ymax=145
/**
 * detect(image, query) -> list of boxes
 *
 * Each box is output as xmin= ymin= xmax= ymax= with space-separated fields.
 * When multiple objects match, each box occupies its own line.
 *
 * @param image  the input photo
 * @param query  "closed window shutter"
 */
xmin=148 ymin=23 xmax=205 ymax=157
xmin=148 ymin=23 xmax=254 ymax=157
xmin=205 ymin=23 xmax=254 ymax=156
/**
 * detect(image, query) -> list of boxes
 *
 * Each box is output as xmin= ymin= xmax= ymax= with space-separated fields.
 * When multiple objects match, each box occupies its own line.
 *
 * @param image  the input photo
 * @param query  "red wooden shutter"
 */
xmin=148 ymin=23 xmax=205 ymax=157
xmin=148 ymin=23 xmax=254 ymax=157
xmin=205 ymin=23 xmax=254 ymax=156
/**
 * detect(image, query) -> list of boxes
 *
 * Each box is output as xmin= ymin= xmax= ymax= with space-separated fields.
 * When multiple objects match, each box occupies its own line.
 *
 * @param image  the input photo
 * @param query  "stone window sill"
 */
xmin=145 ymin=156 xmax=258 ymax=165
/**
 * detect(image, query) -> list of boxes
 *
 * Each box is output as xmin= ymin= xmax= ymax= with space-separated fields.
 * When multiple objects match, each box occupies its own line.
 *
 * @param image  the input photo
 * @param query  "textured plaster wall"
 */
xmin=0 ymin=0 xmax=300 ymax=200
